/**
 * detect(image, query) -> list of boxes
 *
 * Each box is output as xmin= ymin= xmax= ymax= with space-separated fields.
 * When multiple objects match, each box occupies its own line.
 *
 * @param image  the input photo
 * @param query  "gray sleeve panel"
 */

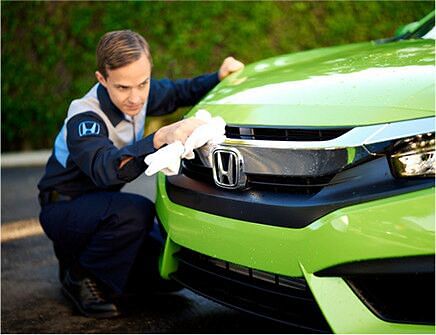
xmin=54 ymin=125 xmax=70 ymax=168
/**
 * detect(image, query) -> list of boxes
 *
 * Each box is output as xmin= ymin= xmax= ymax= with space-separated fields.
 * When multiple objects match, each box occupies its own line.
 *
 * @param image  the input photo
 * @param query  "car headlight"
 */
xmin=390 ymin=133 xmax=435 ymax=178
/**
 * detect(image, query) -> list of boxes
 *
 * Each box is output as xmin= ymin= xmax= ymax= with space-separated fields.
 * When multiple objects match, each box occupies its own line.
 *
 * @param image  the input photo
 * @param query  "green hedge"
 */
xmin=1 ymin=1 xmax=433 ymax=151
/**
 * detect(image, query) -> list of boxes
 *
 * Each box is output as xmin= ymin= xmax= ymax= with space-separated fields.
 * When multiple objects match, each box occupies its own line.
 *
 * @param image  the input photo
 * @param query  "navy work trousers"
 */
xmin=39 ymin=191 xmax=159 ymax=294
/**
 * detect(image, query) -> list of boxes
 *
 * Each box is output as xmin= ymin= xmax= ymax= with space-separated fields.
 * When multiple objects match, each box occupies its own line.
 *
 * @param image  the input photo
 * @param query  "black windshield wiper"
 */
xmin=375 ymin=10 xmax=435 ymax=44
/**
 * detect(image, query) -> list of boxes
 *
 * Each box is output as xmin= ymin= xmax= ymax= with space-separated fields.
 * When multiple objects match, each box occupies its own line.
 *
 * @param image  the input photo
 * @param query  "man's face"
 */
xmin=96 ymin=53 xmax=151 ymax=117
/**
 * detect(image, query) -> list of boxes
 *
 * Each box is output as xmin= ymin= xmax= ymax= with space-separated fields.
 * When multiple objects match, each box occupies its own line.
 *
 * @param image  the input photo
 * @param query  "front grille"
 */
xmin=182 ymin=159 xmax=335 ymax=194
xmin=181 ymin=125 xmax=352 ymax=192
xmin=346 ymin=273 xmax=435 ymax=325
xmin=170 ymin=248 xmax=331 ymax=332
xmin=226 ymin=126 xmax=351 ymax=141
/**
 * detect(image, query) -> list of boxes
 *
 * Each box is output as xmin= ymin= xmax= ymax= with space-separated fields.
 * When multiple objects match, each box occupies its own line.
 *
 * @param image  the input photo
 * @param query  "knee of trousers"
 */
xmin=109 ymin=195 xmax=156 ymax=234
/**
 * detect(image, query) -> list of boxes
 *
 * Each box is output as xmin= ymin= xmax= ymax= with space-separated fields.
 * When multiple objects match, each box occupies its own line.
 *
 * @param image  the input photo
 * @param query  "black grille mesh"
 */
xmin=226 ymin=126 xmax=351 ymax=141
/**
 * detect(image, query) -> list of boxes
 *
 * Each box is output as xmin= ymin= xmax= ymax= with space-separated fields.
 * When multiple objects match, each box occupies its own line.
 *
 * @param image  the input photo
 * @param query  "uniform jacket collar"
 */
xmin=97 ymin=84 xmax=125 ymax=127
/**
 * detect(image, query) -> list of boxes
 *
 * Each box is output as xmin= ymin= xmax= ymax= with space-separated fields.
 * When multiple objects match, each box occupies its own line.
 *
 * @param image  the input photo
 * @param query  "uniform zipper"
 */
xmin=132 ymin=116 xmax=136 ymax=143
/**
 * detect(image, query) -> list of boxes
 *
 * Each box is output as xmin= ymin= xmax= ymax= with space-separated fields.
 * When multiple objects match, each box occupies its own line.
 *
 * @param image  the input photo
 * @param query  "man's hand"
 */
xmin=218 ymin=57 xmax=244 ymax=81
xmin=153 ymin=118 xmax=207 ymax=149
xmin=119 ymin=118 xmax=206 ymax=169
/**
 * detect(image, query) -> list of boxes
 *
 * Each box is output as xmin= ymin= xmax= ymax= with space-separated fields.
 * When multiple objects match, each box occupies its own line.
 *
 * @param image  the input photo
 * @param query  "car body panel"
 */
xmin=188 ymin=40 xmax=435 ymax=127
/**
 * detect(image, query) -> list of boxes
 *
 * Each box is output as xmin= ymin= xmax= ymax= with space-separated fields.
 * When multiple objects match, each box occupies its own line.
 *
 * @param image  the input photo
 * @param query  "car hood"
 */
xmin=189 ymin=39 xmax=435 ymax=127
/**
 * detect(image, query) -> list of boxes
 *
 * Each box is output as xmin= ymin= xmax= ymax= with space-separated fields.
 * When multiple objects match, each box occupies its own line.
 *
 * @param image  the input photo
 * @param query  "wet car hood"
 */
xmin=189 ymin=39 xmax=435 ymax=127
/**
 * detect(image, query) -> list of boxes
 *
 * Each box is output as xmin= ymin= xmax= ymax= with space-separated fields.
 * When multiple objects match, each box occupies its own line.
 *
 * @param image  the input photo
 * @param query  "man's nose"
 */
xmin=128 ymin=90 xmax=141 ymax=104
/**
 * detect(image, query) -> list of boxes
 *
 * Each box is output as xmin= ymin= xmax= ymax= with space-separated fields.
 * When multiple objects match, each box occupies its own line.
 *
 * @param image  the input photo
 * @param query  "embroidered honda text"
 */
xmin=78 ymin=121 xmax=101 ymax=137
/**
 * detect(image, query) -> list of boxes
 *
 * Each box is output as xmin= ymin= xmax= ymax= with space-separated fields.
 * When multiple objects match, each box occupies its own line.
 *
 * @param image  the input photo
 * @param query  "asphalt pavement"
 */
xmin=1 ymin=164 xmax=298 ymax=333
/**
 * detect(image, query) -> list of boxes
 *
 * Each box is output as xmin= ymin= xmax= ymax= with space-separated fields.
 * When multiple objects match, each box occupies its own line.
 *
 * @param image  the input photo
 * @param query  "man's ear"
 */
xmin=95 ymin=71 xmax=107 ymax=87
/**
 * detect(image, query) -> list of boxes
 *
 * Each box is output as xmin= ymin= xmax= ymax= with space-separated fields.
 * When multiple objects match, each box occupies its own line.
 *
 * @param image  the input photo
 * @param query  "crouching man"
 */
xmin=38 ymin=29 xmax=244 ymax=318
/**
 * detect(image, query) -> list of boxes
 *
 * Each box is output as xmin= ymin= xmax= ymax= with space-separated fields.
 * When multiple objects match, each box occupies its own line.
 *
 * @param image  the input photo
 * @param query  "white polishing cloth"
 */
xmin=144 ymin=141 xmax=185 ymax=176
xmin=144 ymin=110 xmax=226 ymax=176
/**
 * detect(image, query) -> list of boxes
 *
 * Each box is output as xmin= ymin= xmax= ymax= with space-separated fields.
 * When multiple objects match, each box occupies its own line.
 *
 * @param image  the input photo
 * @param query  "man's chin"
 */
xmin=122 ymin=107 xmax=142 ymax=116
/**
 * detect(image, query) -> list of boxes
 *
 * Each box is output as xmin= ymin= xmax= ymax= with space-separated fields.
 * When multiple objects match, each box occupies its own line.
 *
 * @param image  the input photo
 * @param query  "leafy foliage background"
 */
xmin=1 ymin=1 xmax=433 ymax=151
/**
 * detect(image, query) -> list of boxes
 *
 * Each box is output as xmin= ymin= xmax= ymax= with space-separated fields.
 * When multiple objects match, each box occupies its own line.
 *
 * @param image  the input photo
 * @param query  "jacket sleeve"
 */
xmin=66 ymin=112 xmax=156 ymax=187
xmin=147 ymin=72 xmax=220 ymax=116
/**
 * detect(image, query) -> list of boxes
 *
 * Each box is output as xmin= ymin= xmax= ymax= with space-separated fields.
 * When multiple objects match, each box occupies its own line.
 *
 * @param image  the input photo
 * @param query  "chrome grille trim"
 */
xmin=194 ymin=117 xmax=434 ymax=177
xmin=216 ymin=117 xmax=434 ymax=150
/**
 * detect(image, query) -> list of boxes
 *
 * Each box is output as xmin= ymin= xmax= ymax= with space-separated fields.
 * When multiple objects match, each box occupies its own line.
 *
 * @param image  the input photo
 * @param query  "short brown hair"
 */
xmin=96 ymin=30 xmax=152 ymax=78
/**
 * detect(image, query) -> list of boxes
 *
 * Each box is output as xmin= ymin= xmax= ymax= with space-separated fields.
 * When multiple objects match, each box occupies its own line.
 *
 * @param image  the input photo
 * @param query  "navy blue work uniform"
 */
xmin=38 ymin=73 xmax=219 ymax=294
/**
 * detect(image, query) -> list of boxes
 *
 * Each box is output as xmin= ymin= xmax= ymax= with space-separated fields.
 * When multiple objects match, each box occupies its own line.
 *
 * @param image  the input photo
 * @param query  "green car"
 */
xmin=156 ymin=12 xmax=435 ymax=333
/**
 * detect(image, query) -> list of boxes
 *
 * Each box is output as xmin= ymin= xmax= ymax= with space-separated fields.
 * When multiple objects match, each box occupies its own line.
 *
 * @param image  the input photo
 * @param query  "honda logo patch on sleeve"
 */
xmin=78 ymin=121 xmax=101 ymax=137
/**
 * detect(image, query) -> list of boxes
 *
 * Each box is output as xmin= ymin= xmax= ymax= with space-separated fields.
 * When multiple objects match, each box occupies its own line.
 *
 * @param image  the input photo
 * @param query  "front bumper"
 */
xmin=156 ymin=172 xmax=435 ymax=333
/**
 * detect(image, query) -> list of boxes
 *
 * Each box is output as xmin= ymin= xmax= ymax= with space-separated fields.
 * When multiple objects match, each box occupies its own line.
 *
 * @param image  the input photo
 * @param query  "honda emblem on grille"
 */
xmin=212 ymin=147 xmax=246 ymax=189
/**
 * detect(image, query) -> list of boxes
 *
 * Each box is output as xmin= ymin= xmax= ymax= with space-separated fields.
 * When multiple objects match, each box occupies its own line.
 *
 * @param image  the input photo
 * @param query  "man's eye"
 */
xmin=139 ymin=83 xmax=146 ymax=89
xmin=118 ymin=86 xmax=128 ymax=91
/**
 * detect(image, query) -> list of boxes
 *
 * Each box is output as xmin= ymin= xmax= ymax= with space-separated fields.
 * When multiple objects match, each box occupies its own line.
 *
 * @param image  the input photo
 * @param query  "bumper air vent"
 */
xmin=317 ymin=256 xmax=435 ymax=325
xmin=346 ymin=273 xmax=435 ymax=325
xmin=170 ymin=248 xmax=331 ymax=332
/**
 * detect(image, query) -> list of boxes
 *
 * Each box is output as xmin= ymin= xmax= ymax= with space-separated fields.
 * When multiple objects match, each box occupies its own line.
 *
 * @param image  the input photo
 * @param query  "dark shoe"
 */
xmin=62 ymin=270 xmax=121 ymax=318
